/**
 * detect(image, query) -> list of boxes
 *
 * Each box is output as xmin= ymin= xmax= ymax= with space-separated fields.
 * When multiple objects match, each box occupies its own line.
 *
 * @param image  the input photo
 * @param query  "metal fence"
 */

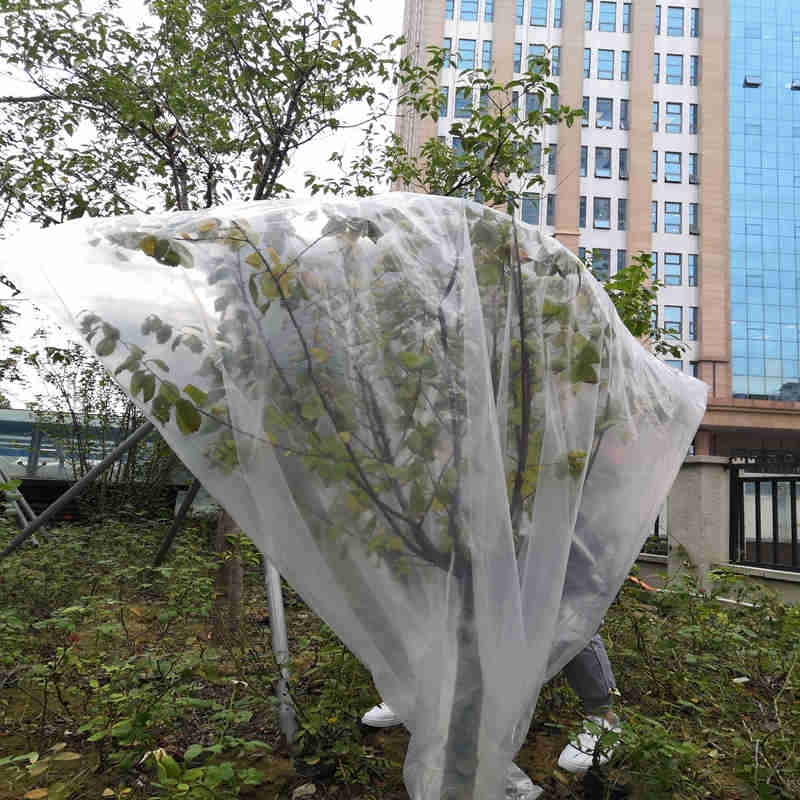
xmin=730 ymin=451 xmax=800 ymax=572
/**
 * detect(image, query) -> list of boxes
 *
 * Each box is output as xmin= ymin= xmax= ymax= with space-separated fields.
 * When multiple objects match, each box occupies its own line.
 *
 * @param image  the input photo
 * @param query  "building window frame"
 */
xmin=593 ymin=196 xmax=612 ymax=229
xmin=666 ymin=6 xmax=684 ymax=36
xmin=665 ymin=53 xmax=683 ymax=84
xmin=665 ymin=101 xmax=682 ymax=133
xmin=458 ymin=39 xmax=477 ymax=70
xmin=664 ymin=151 xmax=682 ymax=183
xmin=595 ymin=146 xmax=612 ymax=178
xmin=619 ymin=148 xmax=629 ymax=179
xmin=596 ymin=97 xmax=613 ymax=128
xmin=598 ymin=1 xmax=616 ymax=32
xmin=664 ymin=252 xmax=682 ymax=285
xmin=620 ymin=50 xmax=631 ymax=81
xmin=598 ymin=49 xmax=615 ymax=80
xmin=664 ymin=201 xmax=682 ymax=233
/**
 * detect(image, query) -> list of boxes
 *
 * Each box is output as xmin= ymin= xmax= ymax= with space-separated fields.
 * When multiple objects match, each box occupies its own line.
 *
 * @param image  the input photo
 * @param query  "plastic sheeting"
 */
xmin=0 ymin=194 xmax=706 ymax=799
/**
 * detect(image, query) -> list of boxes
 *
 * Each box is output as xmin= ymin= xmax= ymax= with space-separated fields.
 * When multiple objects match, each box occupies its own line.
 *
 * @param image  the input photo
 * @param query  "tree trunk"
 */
xmin=214 ymin=510 xmax=243 ymax=636
xmin=442 ymin=560 xmax=482 ymax=799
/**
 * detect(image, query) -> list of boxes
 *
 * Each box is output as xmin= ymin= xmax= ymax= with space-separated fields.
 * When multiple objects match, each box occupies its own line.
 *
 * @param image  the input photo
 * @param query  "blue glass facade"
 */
xmin=730 ymin=1 xmax=800 ymax=400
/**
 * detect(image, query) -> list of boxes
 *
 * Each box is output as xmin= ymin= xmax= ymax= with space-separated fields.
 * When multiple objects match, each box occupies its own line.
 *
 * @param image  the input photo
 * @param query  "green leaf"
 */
xmin=95 ymin=338 xmax=116 ymax=357
xmin=183 ymin=744 xmax=204 ymax=762
xmin=159 ymin=381 xmax=181 ymax=404
xmin=141 ymin=374 xmax=156 ymax=402
xmin=183 ymin=384 xmax=208 ymax=406
xmin=175 ymin=398 xmax=202 ymax=434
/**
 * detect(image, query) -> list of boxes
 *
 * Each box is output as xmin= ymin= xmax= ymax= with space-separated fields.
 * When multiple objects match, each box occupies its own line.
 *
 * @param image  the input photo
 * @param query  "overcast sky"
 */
xmin=0 ymin=0 xmax=406 ymax=406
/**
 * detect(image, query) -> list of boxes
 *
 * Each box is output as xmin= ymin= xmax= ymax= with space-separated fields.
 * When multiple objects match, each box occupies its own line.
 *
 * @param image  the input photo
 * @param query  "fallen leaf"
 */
xmin=24 ymin=789 xmax=49 ymax=800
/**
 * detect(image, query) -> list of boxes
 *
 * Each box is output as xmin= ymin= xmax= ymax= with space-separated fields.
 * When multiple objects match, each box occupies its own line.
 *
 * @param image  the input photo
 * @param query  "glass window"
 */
xmin=578 ymin=247 xmax=586 ymax=262
xmin=516 ymin=0 xmax=524 ymax=24
xmin=594 ymin=248 xmax=611 ymax=280
xmin=622 ymin=3 xmax=631 ymax=33
xmin=584 ymin=48 xmax=591 ymax=78
xmin=440 ymin=86 xmax=450 ymax=117
xmin=446 ymin=0 xmax=454 ymax=20
xmin=484 ymin=0 xmax=495 ymax=22
xmin=458 ymin=39 xmax=476 ymax=70
xmin=652 ymin=101 xmax=659 ymax=131
xmin=664 ymin=201 xmax=682 ymax=233
xmin=651 ymin=251 xmax=659 ymax=280
xmin=580 ymin=145 xmax=588 ymax=176
xmin=547 ymin=143 xmax=558 ymax=175
xmin=553 ymin=0 xmax=563 ymax=27
xmin=688 ymin=254 xmax=698 ymax=286
xmin=664 ymin=305 xmax=682 ymax=338
xmin=665 ymin=101 xmax=682 ymax=132
xmin=511 ymin=91 xmax=520 ymax=120
xmin=582 ymin=96 xmax=590 ymax=126
xmin=619 ymin=148 xmax=628 ymax=179
xmin=528 ymin=142 xmax=542 ymax=173
xmin=650 ymin=304 xmax=658 ymax=333
xmin=549 ymin=92 xmax=559 ymax=111
xmin=653 ymin=53 xmax=660 ymax=82
xmin=688 ymin=152 xmax=699 ymax=183
xmin=618 ymin=198 xmax=627 ymax=230
xmin=690 ymin=7 xmax=700 ymax=37
xmin=620 ymin=99 xmax=629 ymax=130
xmin=688 ymin=307 xmax=698 ymax=340
xmin=617 ymin=249 xmax=628 ymax=273
xmin=526 ymin=92 xmax=541 ymax=115
xmin=551 ymin=46 xmax=561 ymax=76
xmin=452 ymin=136 xmax=463 ymax=155
xmin=454 ymin=87 xmax=472 ymax=117
xmin=595 ymin=146 xmax=612 ymax=178
xmin=689 ymin=202 xmax=699 ymax=234
xmin=443 ymin=37 xmax=453 ymax=67
xmin=689 ymin=55 xmax=699 ymax=86
xmin=579 ymin=195 xmax=587 ymax=228
xmin=664 ymin=151 xmax=682 ymax=182
xmin=594 ymin=197 xmax=611 ymax=229
xmin=666 ymin=54 xmax=683 ymax=84
xmin=664 ymin=252 xmax=682 ymax=284
xmin=585 ymin=2 xmax=593 ymax=30
xmin=665 ymin=359 xmax=683 ymax=370
xmin=599 ymin=2 xmax=616 ymax=32
xmin=666 ymin=6 xmax=683 ymax=36
xmin=688 ymin=103 xmax=698 ymax=133
xmin=531 ymin=0 xmax=548 ymax=26
xmin=513 ymin=42 xmax=522 ymax=73
xmin=546 ymin=193 xmax=556 ymax=225
xmin=521 ymin=194 xmax=540 ymax=225
xmin=461 ymin=0 xmax=478 ymax=20
xmin=596 ymin=97 xmax=613 ymax=128
xmin=620 ymin=50 xmax=631 ymax=80
xmin=598 ymin=49 xmax=614 ymax=80
xmin=481 ymin=41 xmax=493 ymax=71
xmin=479 ymin=88 xmax=489 ymax=112
xmin=651 ymin=150 xmax=658 ymax=181
xmin=655 ymin=5 xmax=661 ymax=34
xmin=689 ymin=361 xmax=698 ymax=377
xmin=651 ymin=201 xmax=658 ymax=232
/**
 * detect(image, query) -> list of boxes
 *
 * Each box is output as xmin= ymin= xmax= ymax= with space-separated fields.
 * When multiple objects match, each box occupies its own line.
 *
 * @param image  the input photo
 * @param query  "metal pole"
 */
xmin=152 ymin=478 xmax=202 ymax=567
xmin=0 ymin=421 xmax=155 ymax=559
xmin=0 ymin=464 xmax=41 ymax=545
xmin=265 ymin=559 xmax=297 ymax=744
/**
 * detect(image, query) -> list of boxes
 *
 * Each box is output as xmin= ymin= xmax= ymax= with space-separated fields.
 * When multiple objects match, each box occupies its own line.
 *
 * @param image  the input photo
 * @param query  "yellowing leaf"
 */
xmin=196 ymin=219 xmax=219 ymax=233
xmin=138 ymin=236 xmax=156 ymax=257
xmin=128 ymin=606 xmax=142 ymax=618
xmin=309 ymin=347 xmax=330 ymax=363
xmin=266 ymin=247 xmax=281 ymax=264
xmin=102 ymin=790 xmax=115 ymax=798
xmin=338 ymin=432 xmax=351 ymax=444
xmin=24 ymin=790 xmax=49 ymax=800
xmin=51 ymin=751 xmax=81 ymax=761
xmin=50 ymin=743 xmax=67 ymax=753
xmin=245 ymin=252 xmax=263 ymax=269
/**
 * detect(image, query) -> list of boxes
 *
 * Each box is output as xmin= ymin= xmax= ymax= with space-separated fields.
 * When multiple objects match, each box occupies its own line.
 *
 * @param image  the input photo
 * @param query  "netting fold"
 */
xmin=0 ymin=194 xmax=706 ymax=799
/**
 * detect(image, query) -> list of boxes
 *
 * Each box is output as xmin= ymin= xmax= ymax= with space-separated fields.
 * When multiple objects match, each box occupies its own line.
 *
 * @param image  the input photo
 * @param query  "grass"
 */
xmin=0 ymin=515 xmax=798 ymax=800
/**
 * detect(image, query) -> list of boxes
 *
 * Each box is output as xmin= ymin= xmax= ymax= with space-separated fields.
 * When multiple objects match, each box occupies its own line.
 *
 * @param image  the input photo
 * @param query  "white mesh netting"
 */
xmin=0 ymin=194 xmax=706 ymax=799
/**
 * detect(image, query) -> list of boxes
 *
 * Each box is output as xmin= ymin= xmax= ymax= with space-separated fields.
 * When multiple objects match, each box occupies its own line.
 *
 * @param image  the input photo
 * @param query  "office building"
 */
xmin=398 ymin=0 xmax=800 ymax=457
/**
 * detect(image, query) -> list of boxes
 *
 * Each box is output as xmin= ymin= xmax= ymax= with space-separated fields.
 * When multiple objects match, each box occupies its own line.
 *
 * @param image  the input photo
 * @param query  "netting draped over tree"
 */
xmin=0 ymin=194 xmax=706 ymax=800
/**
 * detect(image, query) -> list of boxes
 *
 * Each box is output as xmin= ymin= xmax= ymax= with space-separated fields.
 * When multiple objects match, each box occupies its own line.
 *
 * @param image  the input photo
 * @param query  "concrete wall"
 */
xmin=640 ymin=456 xmax=800 ymax=603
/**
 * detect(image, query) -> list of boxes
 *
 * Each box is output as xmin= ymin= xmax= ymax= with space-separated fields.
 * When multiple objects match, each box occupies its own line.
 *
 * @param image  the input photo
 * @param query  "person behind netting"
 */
xmin=361 ymin=632 xmax=620 ymax=774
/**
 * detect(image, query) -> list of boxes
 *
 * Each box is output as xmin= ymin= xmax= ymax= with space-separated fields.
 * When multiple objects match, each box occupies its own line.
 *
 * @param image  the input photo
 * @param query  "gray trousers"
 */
xmin=561 ymin=634 xmax=617 ymax=714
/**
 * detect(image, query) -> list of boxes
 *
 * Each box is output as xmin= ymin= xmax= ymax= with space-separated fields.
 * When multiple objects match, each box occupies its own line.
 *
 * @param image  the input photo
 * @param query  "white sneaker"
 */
xmin=360 ymin=702 xmax=402 ymax=728
xmin=557 ymin=715 xmax=621 ymax=774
